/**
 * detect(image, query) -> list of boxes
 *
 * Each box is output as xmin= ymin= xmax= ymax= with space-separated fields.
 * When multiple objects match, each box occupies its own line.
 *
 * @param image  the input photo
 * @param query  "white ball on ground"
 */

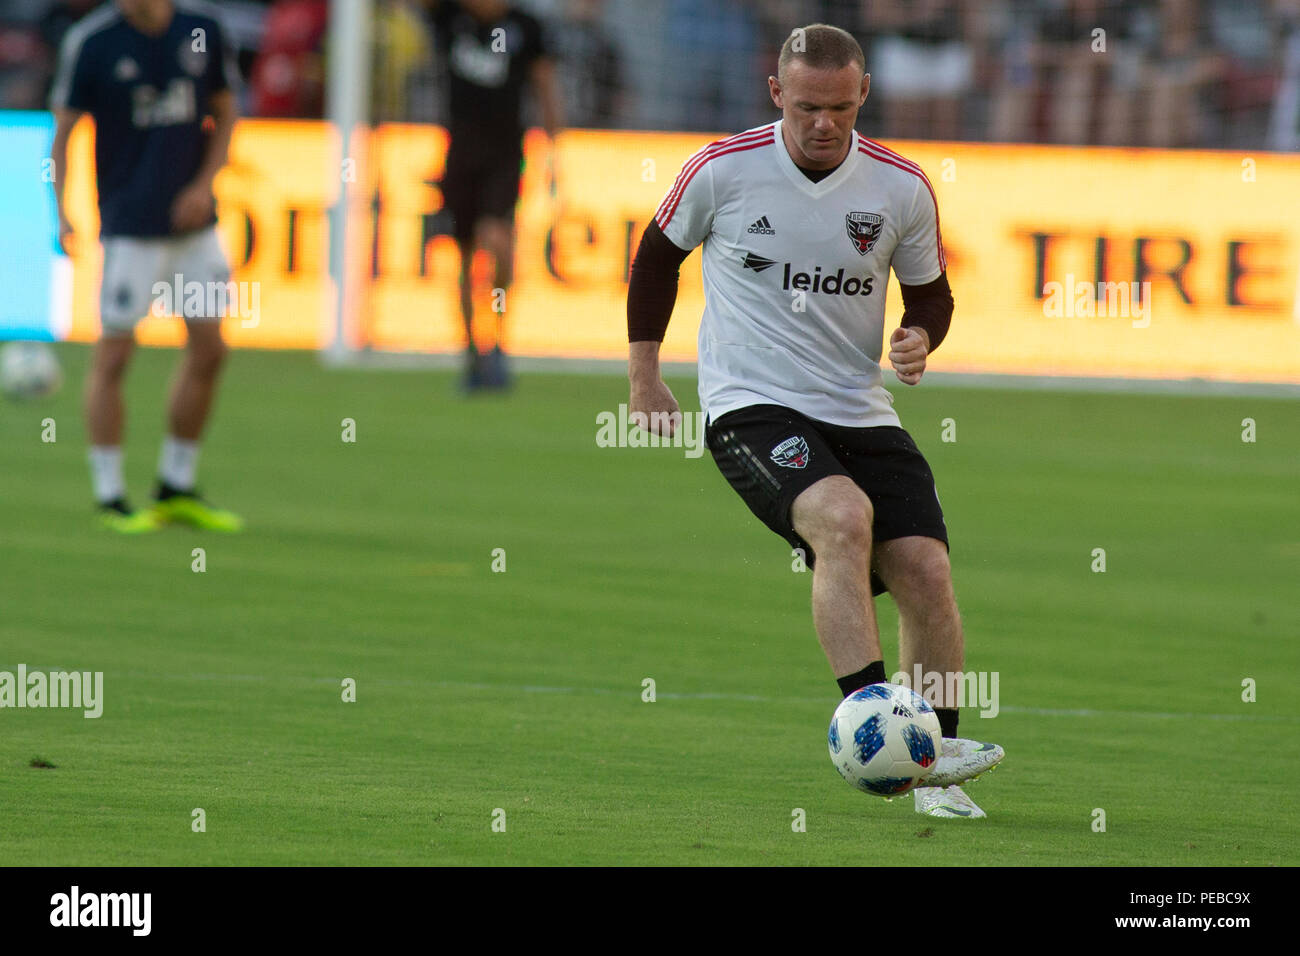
xmin=828 ymin=682 xmax=942 ymax=797
xmin=0 ymin=341 xmax=63 ymax=401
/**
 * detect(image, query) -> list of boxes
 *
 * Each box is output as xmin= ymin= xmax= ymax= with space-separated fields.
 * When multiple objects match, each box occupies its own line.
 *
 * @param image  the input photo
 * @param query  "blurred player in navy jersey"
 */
xmin=50 ymin=0 xmax=243 ymax=532
xmin=430 ymin=0 xmax=562 ymax=390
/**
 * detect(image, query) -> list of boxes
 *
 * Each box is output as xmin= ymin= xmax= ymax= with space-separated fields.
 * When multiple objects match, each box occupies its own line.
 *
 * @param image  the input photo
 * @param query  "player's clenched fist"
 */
xmin=629 ymin=377 xmax=682 ymax=437
xmin=888 ymin=326 xmax=930 ymax=386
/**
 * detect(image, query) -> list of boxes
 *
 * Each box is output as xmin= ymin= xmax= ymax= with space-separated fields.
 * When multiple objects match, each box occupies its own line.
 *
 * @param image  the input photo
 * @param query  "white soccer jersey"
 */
xmin=655 ymin=119 xmax=946 ymax=428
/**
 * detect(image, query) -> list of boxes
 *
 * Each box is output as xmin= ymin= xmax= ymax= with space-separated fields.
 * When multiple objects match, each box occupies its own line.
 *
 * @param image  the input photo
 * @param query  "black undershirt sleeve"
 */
xmin=627 ymin=220 xmax=691 ymax=343
xmin=899 ymin=271 xmax=954 ymax=353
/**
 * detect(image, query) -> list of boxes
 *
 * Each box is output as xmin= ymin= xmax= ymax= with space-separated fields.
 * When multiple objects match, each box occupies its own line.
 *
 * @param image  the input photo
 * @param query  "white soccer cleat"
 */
xmin=914 ymin=784 xmax=987 ymax=818
xmin=921 ymin=738 xmax=1004 ymax=788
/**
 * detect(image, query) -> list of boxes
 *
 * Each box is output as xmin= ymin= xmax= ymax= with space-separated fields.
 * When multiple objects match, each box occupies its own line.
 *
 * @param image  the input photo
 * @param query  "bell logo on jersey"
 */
xmin=131 ymin=79 xmax=196 ymax=128
xmin=846 ymin=211 xmax=884 ymax=256
xmin=770 ymin=436 xmax=811 ymax=470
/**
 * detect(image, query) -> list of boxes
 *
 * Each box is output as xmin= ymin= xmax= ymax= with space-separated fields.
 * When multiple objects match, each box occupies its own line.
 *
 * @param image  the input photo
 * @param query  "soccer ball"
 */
xmin=828 ymin=682 xmax=942 ymax=797
xmin=0 ymin=341 xmax=62 ymax=400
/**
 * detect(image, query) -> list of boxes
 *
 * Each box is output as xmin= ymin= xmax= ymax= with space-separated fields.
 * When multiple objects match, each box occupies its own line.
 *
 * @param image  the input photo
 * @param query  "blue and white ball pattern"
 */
xmin=828 ymin=682 xmax=942 ymax=797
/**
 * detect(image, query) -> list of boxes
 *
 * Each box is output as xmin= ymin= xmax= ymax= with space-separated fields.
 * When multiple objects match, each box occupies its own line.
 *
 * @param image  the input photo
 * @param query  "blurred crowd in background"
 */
xmin=2 ymin=0 xmax=1298 ymax=150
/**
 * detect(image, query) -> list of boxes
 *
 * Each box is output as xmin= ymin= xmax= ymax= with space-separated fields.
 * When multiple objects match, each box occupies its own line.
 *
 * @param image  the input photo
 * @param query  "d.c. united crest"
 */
xmin=770 ymin=435 xmax=811 ymax=469
xmin=845 ymin=211 xmax=884 ymax=256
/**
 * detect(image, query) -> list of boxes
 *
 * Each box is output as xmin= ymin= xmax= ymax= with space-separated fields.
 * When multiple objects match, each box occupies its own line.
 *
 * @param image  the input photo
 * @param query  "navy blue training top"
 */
xmin=50 ymin=1 xmax=239 ymax=238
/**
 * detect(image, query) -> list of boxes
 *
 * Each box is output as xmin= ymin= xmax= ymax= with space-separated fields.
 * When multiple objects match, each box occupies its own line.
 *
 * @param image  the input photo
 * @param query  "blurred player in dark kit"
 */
xmin=430 ymin=0 xmax=562 ymax=390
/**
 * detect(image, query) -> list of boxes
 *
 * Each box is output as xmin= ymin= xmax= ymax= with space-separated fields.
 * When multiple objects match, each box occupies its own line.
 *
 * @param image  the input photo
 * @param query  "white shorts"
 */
xmin=99 ymin=226 xmax=231 ymax=334
xmin=874 ymin=37 xmax=974 ymax=100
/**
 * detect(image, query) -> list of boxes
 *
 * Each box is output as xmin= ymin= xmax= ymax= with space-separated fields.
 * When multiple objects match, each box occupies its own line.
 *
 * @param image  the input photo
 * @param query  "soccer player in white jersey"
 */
xmin=626 ymin=24 xmax=1003 ymax=818
xmin=50 ymin=0 xmax=243 ymax=533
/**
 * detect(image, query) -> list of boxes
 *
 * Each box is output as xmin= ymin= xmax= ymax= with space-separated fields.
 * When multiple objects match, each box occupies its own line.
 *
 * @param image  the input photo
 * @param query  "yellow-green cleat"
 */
xmin=152 ymin=485 xmax=244 ymax=532
xmin=97 ymin=500 xmax=163 ymax=534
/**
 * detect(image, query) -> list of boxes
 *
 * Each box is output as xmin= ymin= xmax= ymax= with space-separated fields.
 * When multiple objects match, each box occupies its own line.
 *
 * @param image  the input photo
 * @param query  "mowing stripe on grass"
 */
xmin=55 ymin=668 xmax=1297 ymax=724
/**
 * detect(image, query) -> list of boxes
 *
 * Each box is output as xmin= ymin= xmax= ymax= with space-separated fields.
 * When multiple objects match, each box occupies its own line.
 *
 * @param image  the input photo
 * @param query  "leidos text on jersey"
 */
xmin=779 ymin=263 xmax=875 ymax=296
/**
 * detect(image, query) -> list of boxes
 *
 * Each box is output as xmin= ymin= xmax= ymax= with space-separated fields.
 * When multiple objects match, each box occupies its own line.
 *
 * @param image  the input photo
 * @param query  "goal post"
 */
xmin=324 ymin=0 xmax=373 ymax=366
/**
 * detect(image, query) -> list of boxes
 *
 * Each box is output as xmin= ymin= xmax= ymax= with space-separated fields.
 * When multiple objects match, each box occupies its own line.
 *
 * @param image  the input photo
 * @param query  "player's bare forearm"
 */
xmin=192 ymin=90 xmax=236 ymax=190
xmin=50 ymin=109 xmax=81 ymax=250
xmin=531 ymin=59 xmax=563 ymax=139
xmin=629 ymin=340 xmax=663 ymax=385
xmin=50 ymin=140 xmax=69 ymax=217
xmin=628 ymin=341 xmax=681 ymax=436
xmin=49 ymin=110 xmax=80 ymax=208
xmin=170 ymin=92 xmax=235 ymax=232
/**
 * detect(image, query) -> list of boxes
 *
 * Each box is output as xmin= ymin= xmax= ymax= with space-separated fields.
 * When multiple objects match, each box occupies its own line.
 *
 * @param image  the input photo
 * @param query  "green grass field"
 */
xmin=2 ymin=344 xmax=1297 ymax=865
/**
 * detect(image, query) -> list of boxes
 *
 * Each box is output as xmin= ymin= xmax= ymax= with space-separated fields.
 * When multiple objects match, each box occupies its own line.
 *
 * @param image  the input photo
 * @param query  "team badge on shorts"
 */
xmin=770 ymin=435 xmax=811 ymax=469
xmin=845 ymin=211 xmax=884 ymax=256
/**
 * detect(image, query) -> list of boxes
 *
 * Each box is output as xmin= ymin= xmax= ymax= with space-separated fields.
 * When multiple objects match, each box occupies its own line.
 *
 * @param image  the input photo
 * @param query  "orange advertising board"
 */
xmin=59 ymin=119 xmax=1300 ymax=382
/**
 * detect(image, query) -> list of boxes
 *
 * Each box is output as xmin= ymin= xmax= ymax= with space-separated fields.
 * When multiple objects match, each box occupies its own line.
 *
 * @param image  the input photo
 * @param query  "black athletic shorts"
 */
xmin=440 ymin=143 xmax=524 ymax=243
xmin=705 ymin=403 xmax=949 ymax=595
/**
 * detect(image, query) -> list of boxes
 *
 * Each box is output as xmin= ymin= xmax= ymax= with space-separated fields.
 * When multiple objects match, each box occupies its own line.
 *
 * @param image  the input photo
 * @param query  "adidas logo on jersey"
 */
xmin=747 ymin=216 xmax=776 ymax=236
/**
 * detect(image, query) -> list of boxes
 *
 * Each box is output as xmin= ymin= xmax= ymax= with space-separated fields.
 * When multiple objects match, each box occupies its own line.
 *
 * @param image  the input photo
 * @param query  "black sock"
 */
xmin=837 ymin=661 xmax=886 ymax=698
xmin=936 ymin=707 xmax=959 ymax=739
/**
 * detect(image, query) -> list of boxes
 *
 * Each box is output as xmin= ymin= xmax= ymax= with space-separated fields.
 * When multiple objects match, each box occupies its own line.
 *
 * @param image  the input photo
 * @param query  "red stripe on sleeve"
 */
xmin=857 ymin=139 xmax=946 ymax=272
xmin=654 ymin=126 xmax=775 ymax=231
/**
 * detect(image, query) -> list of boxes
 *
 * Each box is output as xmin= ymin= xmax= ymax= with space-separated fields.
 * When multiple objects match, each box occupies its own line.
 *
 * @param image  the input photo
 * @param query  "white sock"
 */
xmin=158 ymin=435 xmax=200 ymax=491
xmin=88 ymin=445 xmax=126 ymax=505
